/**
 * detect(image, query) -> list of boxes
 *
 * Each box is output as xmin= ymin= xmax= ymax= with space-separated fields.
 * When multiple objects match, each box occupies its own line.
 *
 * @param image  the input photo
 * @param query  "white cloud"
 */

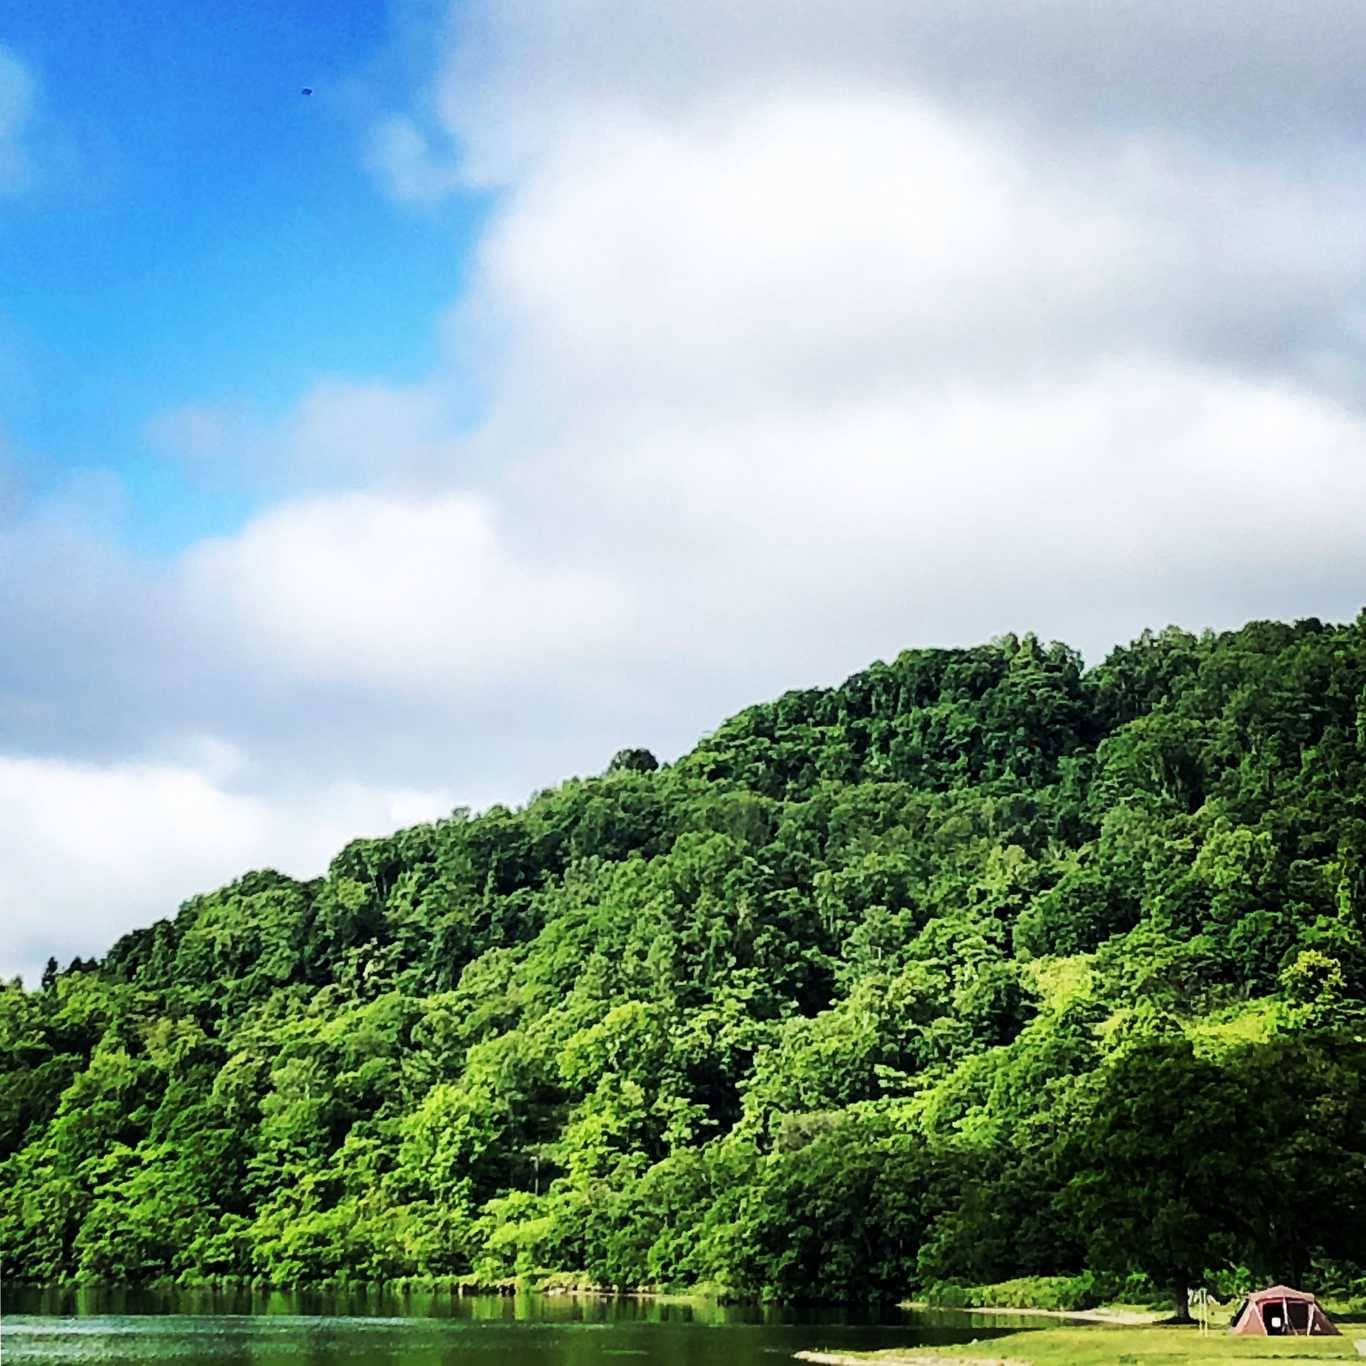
xmin=150 ymin=380 xmax=472 ymax=492
xmin=365 ymin=115 xmax=465 ymax=203
xmin=7 ymin=1 xmax=1366 ymax=972
xmin=175 ymin=488 xmax=627 ymax=695
xmin=416 ymin=0 xmax=1366 ymax=187
xmin=145 ymin=403 xmax=242 ymax=472
xmin=0 ymin=752 xmax=454 ymax=986
xmin=461 ymin=90 xmax=1366 ymax=418
xmin=0 ymin=46 xmax=37 ymax=195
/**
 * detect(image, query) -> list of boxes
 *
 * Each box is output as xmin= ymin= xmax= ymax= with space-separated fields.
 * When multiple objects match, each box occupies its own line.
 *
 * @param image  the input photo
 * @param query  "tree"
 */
xmin=6 ymin=615 xmax=1366 ymax=1297
xmin=608 ymin=748 xmax=659 ymax=774
xmin=1060 ymin=1037 xmax=1246 ymax=1320
xmin=1224 ymin=1034 xmax=1366 ymax=1284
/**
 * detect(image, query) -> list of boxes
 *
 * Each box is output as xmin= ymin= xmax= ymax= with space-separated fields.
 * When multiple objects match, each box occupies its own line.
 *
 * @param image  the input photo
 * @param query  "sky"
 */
xmin=3 ymin=1 xmax=1366 ymax=984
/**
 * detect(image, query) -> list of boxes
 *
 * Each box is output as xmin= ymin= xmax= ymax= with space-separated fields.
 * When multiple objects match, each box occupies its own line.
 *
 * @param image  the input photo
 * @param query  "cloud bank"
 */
xmin=4 ymin=1 xmax=1365 ymax=981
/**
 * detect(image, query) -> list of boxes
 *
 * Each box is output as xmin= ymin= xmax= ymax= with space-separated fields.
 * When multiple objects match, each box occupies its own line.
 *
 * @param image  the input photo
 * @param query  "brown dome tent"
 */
xmin=1229 ymin=1286 xmax=1339 ymax=1336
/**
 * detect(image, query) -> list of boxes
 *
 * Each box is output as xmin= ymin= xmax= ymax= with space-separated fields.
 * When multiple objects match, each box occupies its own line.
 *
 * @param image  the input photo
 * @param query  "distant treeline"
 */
xmin=5 ymin=616 xmax=1366 ymax=1311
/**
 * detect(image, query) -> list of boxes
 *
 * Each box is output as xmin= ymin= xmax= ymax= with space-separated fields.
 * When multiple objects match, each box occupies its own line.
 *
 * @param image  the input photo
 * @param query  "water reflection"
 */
xmin=3 ymin=1289 xmax=1025 ymax=1364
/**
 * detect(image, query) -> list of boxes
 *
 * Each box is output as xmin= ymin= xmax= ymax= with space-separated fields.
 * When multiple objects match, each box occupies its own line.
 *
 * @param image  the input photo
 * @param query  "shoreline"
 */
xmin=900 ymin=1302 xmax=1163 ymax=1325
xmin=796 ymin=1352 xmax=1029 ymax=1366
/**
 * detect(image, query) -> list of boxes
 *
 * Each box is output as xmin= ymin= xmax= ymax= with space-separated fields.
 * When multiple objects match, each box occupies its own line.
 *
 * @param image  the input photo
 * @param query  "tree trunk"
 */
xmin=1172 ymin=1279 xmax=1193 ymax=1324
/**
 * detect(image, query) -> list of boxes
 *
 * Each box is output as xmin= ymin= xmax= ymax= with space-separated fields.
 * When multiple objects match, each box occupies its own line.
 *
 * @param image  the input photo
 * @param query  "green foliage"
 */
xmin=923 ymin=1272 xmax=1129 ymax=1311
xmin=5 ymin=615 xmax=1366 ymax=1303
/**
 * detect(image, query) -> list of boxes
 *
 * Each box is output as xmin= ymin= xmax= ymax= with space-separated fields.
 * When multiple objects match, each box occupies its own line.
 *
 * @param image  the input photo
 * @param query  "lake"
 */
xmin=1 ymin=1288 xmax=1027 ymax=1363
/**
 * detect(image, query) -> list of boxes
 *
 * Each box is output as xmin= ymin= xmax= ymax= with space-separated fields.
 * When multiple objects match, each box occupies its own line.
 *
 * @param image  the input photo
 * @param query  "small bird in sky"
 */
xmin=301 ymin=87 xmax=313 ymax=96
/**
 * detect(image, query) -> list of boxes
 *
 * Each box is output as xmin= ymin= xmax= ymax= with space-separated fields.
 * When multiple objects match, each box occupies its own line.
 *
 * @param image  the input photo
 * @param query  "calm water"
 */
xmin=1 ymin=1288 xmax=1029 ymax=1364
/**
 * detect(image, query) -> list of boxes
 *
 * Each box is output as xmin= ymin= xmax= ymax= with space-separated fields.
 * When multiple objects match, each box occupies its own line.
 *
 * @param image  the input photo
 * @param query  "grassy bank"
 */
xmin=902 ymin=1304 xmax=1162 ymax=1325
xmin=799 ymin=1324 xmax=1366 ymax=1366
xmin=912 ymin=1274 xmax=1167 ymax=1315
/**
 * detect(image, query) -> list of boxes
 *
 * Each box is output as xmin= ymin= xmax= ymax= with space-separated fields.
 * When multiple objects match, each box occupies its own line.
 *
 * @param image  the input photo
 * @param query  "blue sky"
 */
xmin=4 ymin=0 xmax=485 ymax=550
xmin=4 ymin=0 xmax=1366 ymax=986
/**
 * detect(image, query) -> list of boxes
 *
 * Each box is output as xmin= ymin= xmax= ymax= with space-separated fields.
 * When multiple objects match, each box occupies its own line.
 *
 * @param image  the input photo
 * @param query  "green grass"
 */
xmin=993 ymin=1325 xmax=1358 ymax=1364
xmin=919 ymin=1273 xmax=1141 ymax=1311
xmin=833 ymin=1324 xmax=1365 ymax=1366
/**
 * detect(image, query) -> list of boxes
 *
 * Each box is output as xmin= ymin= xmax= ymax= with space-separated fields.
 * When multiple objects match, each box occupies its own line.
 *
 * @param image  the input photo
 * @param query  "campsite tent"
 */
xmin=1229 ymin=1286 xmax=1339 ymax=1336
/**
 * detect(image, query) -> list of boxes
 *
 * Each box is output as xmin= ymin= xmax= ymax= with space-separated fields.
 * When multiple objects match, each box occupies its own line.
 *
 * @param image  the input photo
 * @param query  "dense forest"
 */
xmin=5 ymin=617 xmax=1366 ymax=1311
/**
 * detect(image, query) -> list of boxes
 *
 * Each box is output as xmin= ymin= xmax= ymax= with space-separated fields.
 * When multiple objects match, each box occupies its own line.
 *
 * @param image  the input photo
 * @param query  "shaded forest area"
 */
xmin=5 ymin=617 xmax=1366 ymax=1307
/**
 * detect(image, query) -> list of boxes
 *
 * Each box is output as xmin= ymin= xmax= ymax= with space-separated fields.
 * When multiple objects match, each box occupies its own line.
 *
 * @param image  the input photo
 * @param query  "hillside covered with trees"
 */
xmin=5 ymin=617 xmax=1366 ymax=1310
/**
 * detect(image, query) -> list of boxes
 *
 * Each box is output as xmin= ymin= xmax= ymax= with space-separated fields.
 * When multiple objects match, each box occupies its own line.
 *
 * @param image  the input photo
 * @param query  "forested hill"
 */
xmin=6 ymin=618 xmax=1366 ymax=1306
